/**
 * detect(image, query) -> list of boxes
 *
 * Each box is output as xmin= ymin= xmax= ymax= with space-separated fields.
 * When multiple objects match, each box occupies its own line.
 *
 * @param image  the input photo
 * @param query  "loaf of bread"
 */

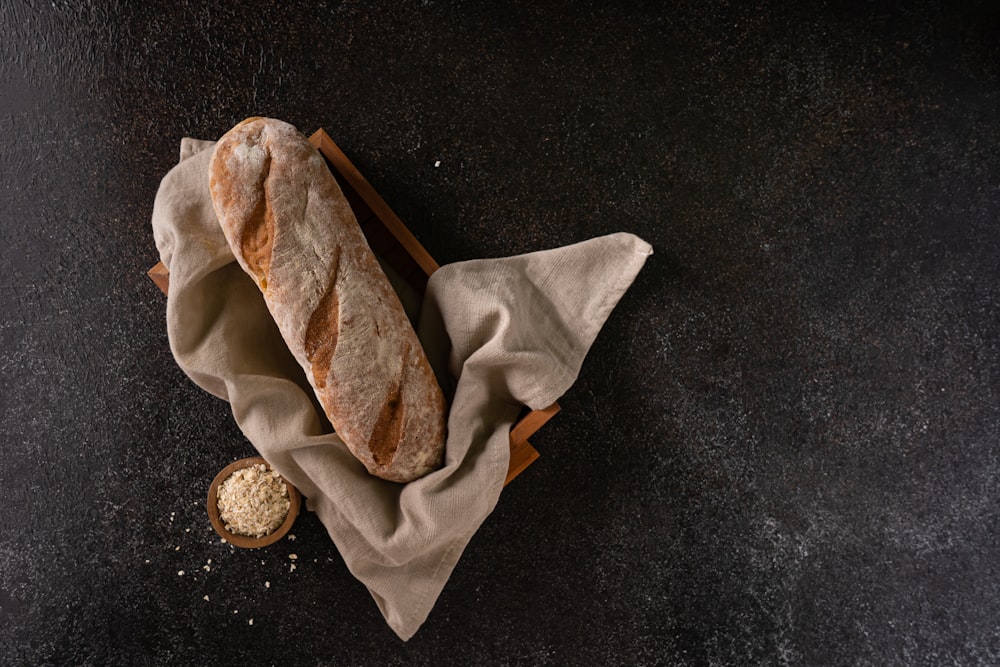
xmin=208 ymin=117 xmax=446 ymax=483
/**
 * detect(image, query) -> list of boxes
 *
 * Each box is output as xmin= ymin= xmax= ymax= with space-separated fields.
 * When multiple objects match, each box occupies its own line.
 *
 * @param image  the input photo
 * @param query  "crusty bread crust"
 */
xmin=209 ymin=117 xmax=446 ymax=482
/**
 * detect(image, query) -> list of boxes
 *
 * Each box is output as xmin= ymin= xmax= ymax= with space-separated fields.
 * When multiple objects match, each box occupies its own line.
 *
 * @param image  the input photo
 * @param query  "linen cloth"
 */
xmin=151 ymin=137 xmax=652 ymax=640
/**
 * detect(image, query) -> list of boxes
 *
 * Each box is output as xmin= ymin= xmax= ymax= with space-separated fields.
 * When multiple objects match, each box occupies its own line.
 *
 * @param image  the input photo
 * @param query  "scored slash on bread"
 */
xmin=208 ymin=117 xmax=447 ymax=483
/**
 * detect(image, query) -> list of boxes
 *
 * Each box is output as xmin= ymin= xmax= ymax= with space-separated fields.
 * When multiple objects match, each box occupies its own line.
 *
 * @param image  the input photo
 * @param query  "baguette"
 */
xmin=208 ymin=117 xmax=446 ymax=483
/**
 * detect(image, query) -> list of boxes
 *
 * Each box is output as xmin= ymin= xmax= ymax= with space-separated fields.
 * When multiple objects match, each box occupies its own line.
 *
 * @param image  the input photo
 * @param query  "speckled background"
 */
xmin=2 ymin=0 xmax=999 ymax=664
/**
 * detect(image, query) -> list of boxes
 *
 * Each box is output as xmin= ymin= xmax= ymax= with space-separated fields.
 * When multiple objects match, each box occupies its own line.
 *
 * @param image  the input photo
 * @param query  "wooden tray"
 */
xmin=148 ymin=128 xmax=558 ymax=486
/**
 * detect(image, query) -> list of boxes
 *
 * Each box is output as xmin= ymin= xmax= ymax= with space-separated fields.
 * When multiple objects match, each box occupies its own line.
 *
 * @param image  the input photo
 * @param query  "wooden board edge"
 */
xmin=308 ymin=128 xmax=440 ymax=279
xmin=148 ymin=260 xmax=169 ymax=295
xmin=510 ymin=402 xmax=561 ymax=447
xmin=504 ymin=439 xmax=540 ymax=487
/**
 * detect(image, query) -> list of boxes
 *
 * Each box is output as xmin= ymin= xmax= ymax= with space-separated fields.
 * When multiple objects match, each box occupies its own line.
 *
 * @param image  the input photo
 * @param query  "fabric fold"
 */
xmin=150 ymin=137 xmax=652 ymax=640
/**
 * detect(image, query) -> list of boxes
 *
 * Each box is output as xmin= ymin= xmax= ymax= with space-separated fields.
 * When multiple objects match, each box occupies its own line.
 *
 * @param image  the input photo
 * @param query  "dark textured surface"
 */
xmin=2 ymin=0 xmax=999 ymax=664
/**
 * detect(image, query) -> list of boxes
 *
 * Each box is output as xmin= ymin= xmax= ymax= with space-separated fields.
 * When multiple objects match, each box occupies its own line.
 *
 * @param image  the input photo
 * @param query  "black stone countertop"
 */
xmin=2 ymin=1 xmax=999 ymax=664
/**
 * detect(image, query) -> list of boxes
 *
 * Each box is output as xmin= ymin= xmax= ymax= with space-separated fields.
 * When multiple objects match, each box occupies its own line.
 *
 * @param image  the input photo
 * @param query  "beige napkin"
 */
xmin=151 ymin=137 xmax=652 ymax=640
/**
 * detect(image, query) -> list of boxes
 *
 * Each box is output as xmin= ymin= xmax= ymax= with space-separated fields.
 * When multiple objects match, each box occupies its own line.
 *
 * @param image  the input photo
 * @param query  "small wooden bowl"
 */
xmin=207 ymin=457 xmax=301 ymax=549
